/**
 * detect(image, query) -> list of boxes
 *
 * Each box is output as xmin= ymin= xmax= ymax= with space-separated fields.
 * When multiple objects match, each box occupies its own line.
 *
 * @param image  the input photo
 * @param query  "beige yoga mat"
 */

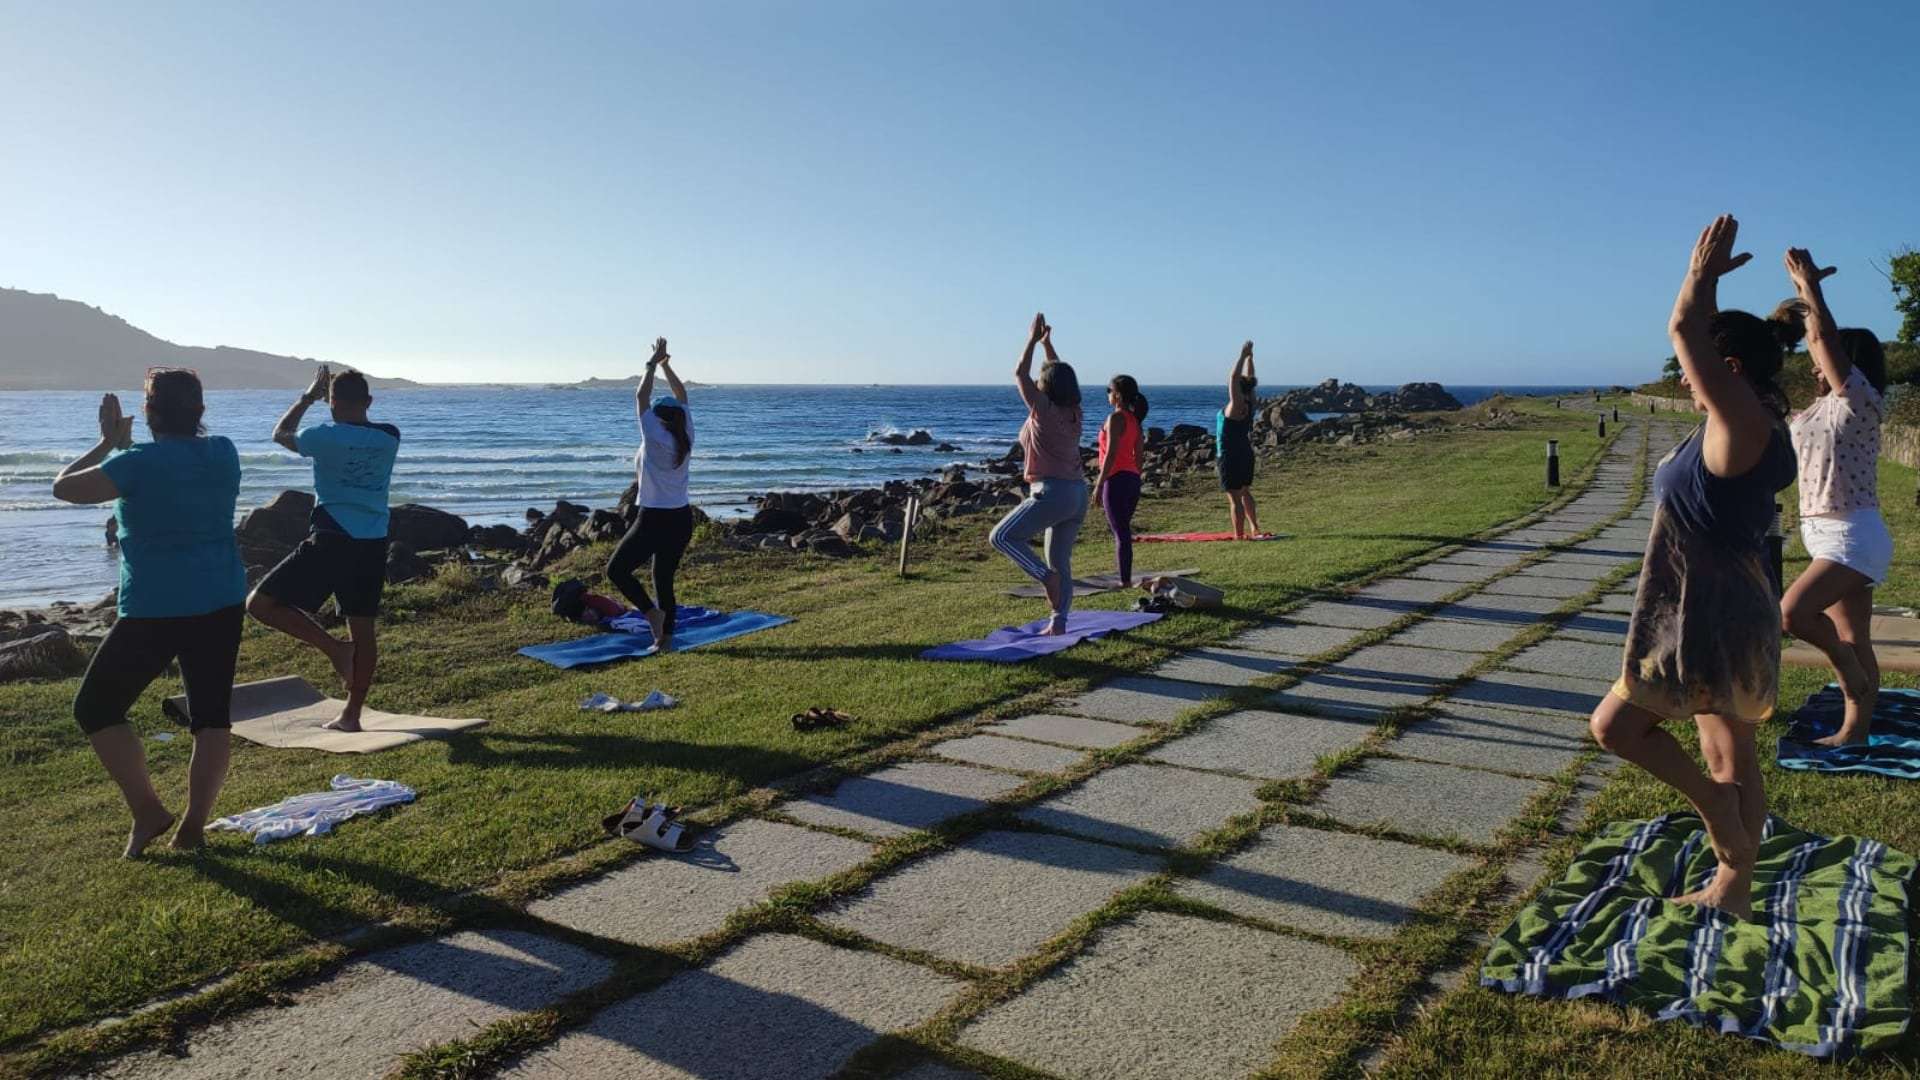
xmin=1784 ymin=615 xmax=1920 ymax=675
xmin=162 ymin=676 xmax=488 ymax=753
xmin=1005 ymin=568 xmax=1200 ymax=599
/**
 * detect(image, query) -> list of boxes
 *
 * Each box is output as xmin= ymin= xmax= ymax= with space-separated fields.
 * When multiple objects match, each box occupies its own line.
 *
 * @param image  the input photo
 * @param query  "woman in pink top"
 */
xmin=1092 ymin=375 xmax=1148 ymax=586
xmin=990 ymin=313 xmax=1088 ymax=634
xmin=1779 ymin=247 xmax=1893 ymax=746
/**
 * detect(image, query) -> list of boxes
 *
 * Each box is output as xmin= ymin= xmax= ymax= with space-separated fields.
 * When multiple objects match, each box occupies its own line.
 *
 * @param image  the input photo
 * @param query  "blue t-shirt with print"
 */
xmin=101 ymin=437 xmax=248 ymax=618
xmin=296 ymin=421 xmax=401 ymax=539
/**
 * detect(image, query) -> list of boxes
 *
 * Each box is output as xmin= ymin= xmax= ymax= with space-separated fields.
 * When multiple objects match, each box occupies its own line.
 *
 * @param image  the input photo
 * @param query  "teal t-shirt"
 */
xmin=101 ymin=437 xmax=248 ymax=618
xmin=296 ymin=421 xmax=401 ymax=539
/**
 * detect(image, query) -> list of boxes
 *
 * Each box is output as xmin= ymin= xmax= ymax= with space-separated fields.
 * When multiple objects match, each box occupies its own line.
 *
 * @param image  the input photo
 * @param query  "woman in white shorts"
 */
xmin=1779 ymin=246 xmax=1893 ymax=746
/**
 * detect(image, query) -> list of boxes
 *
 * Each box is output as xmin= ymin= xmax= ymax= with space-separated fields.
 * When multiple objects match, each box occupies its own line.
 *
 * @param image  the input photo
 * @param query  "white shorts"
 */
xmin=1800 ymin=508 xmax=1892 ymax=585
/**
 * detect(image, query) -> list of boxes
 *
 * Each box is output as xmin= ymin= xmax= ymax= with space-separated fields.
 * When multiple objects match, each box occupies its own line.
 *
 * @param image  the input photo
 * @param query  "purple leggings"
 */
xmin=1100 ymin=471 xmax=1142 ymax=584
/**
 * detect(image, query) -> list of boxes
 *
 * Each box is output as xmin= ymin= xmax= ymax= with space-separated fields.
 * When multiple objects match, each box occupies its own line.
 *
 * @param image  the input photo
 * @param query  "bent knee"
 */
xmin=245 ymin=588 xmax=277 ymax=616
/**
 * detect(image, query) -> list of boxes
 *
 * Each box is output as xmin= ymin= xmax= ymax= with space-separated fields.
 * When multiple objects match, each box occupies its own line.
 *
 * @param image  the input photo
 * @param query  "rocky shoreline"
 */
xmin=0 ymin=379 xmax=1475 ymax=681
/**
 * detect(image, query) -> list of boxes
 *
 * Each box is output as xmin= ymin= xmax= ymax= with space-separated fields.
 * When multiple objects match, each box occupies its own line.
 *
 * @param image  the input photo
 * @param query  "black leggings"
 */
xmin=606 ymin=506 xmax=695 ymax=637
xmin=74 ymin=604 xmax=244 ymax=734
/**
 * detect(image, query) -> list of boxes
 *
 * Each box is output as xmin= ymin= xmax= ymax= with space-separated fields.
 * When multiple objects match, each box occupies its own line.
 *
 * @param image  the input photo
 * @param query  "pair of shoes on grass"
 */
xmin=791 ymin=707 xmax=856 ymax=732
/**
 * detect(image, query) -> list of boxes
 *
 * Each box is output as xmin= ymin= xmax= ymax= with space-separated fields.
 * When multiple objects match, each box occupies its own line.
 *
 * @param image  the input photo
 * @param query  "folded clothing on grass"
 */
xmin=519 ymin=606 xmax=792 ymax=669
xmin=921 ymin=609 xmax=1163 ymax=662
xmin=208 ymin=776 xmax=416 ymax=845
xmin=1779 ymin=685 xmax=1920 ymax=779
xmin=1483 ymin=813 xmax=1914 ymax=1058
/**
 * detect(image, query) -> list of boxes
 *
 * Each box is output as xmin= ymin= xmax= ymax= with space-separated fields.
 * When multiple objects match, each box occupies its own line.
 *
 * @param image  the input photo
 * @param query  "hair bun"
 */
xmin=1768 ymin=299 xmax=1809 ymax=350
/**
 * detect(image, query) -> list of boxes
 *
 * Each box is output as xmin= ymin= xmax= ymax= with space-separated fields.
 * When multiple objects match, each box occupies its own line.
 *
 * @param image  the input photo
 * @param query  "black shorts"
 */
xmin=257 ymin=529 xmax=389 ymax=618
xmin=1217 ymin=455 xmax=1255 ymax=491
xmin=74 ymin=605 xmax=244 ymax=734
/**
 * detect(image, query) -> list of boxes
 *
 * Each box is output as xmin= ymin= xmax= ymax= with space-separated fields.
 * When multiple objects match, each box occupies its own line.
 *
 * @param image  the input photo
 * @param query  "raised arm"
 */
xmin=635 ymin=338 xmax=665 ymax=417
xmin=1015 ymin=312 xmax=1047 ymax=411
xmin=274 ymin=366 xmax=330 ymax=453
xmin=660 ymin=350 xmax=688 ymax=404
xmin=52 ymin=394 xmax=132 ymax=505
xmin=1227 ymin=341 xmax=1253 ymax=415
xmin=1786 ymin=248 xmax=1850 ymax=393
xmin=1669 ymin=215 xmax=1773 ymax=477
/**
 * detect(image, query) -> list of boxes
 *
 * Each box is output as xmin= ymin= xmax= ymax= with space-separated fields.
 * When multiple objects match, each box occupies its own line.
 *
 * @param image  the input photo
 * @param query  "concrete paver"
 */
xmin=1284 ymin=599 xmax=1406 ymax=630
xmin=1149 ymin=646 xmax=1297 ymax=687
xmin=1058 ymin=675 xmax=1227 ymax=724
xmin=932 ymin=734 xmax=1086 ymax=774
xmin=1314 ymin=757 xmax=1549 ymax=845
xmin=1018 ymin=763 xmax=1263 ymax=849
xmin=1147 ymin=708 xmax=1374 ymax=780
xmin=1387 ymin=704 xmax=1590 ymax=778
xmin=1450 ymin=669 xmax=1613 ymax=718
xmin=983 ymin=713 xmax=1152 ymax=749
xmin=1226 ymin=620 xmax=1363 ymax=658
xmin=1505 ymin=638 xmax=1624 ymax=682
xmin=783 ymin=761 xmax=1025 ymax=838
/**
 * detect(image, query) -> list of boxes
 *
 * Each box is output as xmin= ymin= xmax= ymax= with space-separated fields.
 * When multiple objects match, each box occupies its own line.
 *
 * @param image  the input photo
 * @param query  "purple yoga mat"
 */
xmin=921 ymin=609 xmax=1164 ymax=662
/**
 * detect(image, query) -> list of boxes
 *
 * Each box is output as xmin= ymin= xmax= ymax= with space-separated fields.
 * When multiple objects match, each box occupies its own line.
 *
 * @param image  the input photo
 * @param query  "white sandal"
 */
xmin=604 ymin=797 xmax=696 ymax=853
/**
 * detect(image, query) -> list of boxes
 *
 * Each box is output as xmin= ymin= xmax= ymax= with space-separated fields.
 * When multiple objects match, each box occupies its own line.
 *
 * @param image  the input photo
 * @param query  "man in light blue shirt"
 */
xmin=247 ymin=367 xmax=400 ymax=732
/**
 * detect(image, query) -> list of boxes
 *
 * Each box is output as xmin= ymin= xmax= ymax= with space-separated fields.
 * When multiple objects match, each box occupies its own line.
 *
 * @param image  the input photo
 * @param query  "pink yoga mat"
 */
xmin=1136 ymin=531 xmax=1285 ymax=543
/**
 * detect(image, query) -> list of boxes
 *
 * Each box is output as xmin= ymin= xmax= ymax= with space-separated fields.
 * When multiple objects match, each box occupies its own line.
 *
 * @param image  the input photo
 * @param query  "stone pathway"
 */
xmin=88 ymin=419 xmax=1692 ymax=1079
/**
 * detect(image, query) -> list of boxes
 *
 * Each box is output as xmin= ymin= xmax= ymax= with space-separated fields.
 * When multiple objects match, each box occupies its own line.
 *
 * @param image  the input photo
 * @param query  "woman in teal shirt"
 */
xmin=53 ymin=370 xmax=247 ymax=857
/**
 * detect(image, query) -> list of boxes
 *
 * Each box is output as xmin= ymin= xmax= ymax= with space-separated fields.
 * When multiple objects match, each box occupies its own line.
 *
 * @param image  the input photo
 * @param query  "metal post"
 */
xmin=1612 ymin=407 xmax=1619 ymax=422
xmin=1767 ymin=502 xmax=1784 ymax=595
xmin=897 ymin=495 xmax=919 ymax=576
xmin=1546 ymin=440 xmax=1560 ymax=487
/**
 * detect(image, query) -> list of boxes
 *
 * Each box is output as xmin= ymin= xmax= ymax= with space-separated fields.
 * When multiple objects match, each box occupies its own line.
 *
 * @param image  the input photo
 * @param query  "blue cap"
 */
xmin=651 ymin=396 xmax=680 ymax=413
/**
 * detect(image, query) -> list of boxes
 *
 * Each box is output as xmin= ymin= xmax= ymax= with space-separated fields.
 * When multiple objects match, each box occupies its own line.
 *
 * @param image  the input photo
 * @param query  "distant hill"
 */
xmin=549 ymin=376 xmax=709 ymax=390
xmin=0 ymin=288 xmax=416 ymax=391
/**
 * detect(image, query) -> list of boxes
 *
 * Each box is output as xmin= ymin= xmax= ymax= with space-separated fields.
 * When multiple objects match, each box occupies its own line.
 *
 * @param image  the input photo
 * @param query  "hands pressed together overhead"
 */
xmin=97 ymin=394 xmax=133 ymax=449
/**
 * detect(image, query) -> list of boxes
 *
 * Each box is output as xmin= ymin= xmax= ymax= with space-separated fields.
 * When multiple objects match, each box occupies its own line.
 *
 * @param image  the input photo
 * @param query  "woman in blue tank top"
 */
xmin=1588 ymin=215 xmax=1797 ymax=921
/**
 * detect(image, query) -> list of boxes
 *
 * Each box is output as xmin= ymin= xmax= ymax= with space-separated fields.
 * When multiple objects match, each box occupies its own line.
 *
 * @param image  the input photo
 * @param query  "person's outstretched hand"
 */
xmin=650 ymin=337 xmax=670 ymax=366
xmin=1240 ymin=340 xmax=1254 ymax=361
xmin=1029 ymin=312 xmax=1048 ymax=345
xmin=1784 ymin=248 xmax=1837 ymax=293
xmin=98 ymin=393 xmax=132 ymax=447
xmin=1690 ymin=214 xmax=1752 ymax=280
xmin=304 ymin=365 xmax=332 ymax=403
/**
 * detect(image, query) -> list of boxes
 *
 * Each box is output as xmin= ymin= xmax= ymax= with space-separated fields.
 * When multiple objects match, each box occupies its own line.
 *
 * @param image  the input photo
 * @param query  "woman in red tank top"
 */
xmin=1092 ymin=375 xmax=1148 ymax=585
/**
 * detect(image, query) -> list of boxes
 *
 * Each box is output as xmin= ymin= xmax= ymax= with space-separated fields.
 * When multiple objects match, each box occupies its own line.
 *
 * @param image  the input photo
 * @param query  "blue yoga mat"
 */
xmin=921 ymin=609 xmax=1163 ymax=662
xmin=1779 ymin=684 xmax=1920 ymax=779
xmin=518 ymin=606 xmax=792 ymax=669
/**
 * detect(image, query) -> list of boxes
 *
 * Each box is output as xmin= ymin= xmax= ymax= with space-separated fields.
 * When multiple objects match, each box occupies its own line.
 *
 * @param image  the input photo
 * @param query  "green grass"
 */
xmin=1368 ymin=451 xmax=1920 ymax=1078
xmin=0 ymin=399 xmax=1610 ymax=1063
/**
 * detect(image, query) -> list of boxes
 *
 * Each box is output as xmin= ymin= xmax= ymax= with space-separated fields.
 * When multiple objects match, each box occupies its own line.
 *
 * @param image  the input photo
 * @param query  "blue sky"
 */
xmin=3 ymin=1 xmax=1915 ymax=386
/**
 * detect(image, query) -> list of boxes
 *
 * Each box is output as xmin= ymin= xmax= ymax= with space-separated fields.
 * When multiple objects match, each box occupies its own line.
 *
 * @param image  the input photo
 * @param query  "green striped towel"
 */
xmin=1482 ymin=814 xmax=1914 ymax=1058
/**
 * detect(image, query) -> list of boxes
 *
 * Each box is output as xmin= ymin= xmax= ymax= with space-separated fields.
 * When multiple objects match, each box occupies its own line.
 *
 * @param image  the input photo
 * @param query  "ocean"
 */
xmin=0 ymin=383 xmax=1603 ymax=608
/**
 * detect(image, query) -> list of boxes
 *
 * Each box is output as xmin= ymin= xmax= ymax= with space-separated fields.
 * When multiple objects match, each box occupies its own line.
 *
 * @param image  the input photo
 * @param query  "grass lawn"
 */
xmin=0 ymin=398 xmax=1610 ymax=1063
xmin=1372 ymin=451 xmax=1920 ymax=1078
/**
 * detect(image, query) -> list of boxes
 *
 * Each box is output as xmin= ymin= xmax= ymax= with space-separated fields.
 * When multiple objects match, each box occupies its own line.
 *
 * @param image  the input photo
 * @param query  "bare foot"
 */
xmin=322 ymin=710 xmax=363 ymax=733
xmin=645 ymin=636 xmax=674 ymax=656
xmin=1672 ymin=864 xmax=1754 ymax=921
xmin=1831 ymin=655 xmax=1877 ymax=745
xmin=643 ymin=606 xmax=666 ymax=643
xmin=1812 ymin=728 xmax=1870 ymax=749
xmin=168 ymin=821 xmax=207 ymax=852
xmin=1040 ymin=614 xmax=1068 ymax=637
xmin=125 ymin=808 xmax=176 ymax=859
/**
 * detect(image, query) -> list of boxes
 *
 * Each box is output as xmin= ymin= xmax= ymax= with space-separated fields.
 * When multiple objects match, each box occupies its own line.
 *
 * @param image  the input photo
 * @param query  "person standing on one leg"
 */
xmin=990 ymin=313 xmax=1089 ymax=635
xmin=1217 ymin=341 xmax=1262 ymax=538
xmin=1778 ymin=248 xmax=1891 ymax=746
xmin=248 ymin=367 xmax=400 ymax=733
xmin=1587 ymin=215 xmax=1799 ymax=921
xmin=1091 ymin=375 xmax=1147 ymax=586
xmin=607 ymin=337 xmax=696 ymax=655
xmin=53 ymin=372 xmax=248 ymax=855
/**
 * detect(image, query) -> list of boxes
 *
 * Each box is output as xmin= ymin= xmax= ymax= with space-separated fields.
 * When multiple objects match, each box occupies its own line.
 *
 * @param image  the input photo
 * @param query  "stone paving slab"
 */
xmin=1146 ymin=708 xmax=1374 ymax=780
xmin=1560 ymin=612 xmax=1631 ymax=638
xmin=1387 ymin=704 xmax=1590 ymax=778
xmin=1263 ymin=666 xmax=1433 ymax=721
xmin=893 ymin=1065 xmax=985 ymax=1080
xmin=1057 ymin=675 xmax=1226 ymax=724
xmin=783 ymin=761 xmax=1025 ymax=838
xmin=531 ymin=819 xmax=872 ymax=947
xmin=500 ymin=933 xmax=961 ymax=1079
xmin=983 ymin=713 xmax=1152 ymax=749
xmin=1512 ymin=559 xmax=1616 ymax=582
xmin=1505 ymin=638 xmax=1623 ymax=682
xmin=959 ymin=911 xmax=1357 ymax=1080
xmin=1406 ymin=560 xmax=1501 ymax=584
xmin=822 ymin=829 xmax=1162 ymax=967
xmin=1592 ymin=592 xmax=1634 ymax=614
xmin=1149 ymin=646 xmax=1298 ymax=687
xmin=1314 ymin=757 xmax=1549 ymax=845
xmin=1225 ymin=620 xmax=1363 ymax=658
xmin=98 ymin=930 xmax=614 ymax=1080
xmin=1451 ymin=669 xmax=1613 ymax=718
xmin=1386 ymin=617 xmax=1520 ymax=654
xmin=1500 ymin=527 xmax=1583 ymax=544
xmin=1437 ymin=546 xmax=1535 ymax=569
xmin=1339 ymin=642 xmax=1483 ymax=684
xmin=1018 ymin=763 xmax=1263 ymax=850
xmin=1348 ymin=577 xmax=1459 ymax=608
xmin=1445 ymin=590 xmax=1568 ymax=616
xmin=1284 ymin=599 xmax=1405 ymax=630
xmin=1174 ymin=824 xmax=1472 ymax=939
xmin=932 ymin=734 xmax=1086 ymax=774
xmin=1426 ymin=600 xmax=1557 ymax=629
xmin=1478 ymin=574 xmax=1592 ymax=600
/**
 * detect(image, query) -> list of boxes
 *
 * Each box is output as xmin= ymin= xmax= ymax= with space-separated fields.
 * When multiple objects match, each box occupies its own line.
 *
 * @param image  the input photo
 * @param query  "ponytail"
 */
xmin=1109 ymin=374 xmax=1149 ymax=422
xmin=654 ymin=402 xmax=692 ymax=467
xmin=1710 ymin=309 xmax=1789 ymax=421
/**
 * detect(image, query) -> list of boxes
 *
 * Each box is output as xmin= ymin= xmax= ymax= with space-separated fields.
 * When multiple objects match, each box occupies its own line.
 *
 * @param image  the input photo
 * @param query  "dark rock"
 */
xmin=525 ymin=507 xmax=546 ymax=525
xmin=501 ymin=565 xmax=549 ymax=590
xmin=587 ymin=509 xmax=626 ymax=542
xmin=805 ymin=533 xmax=855 ymax=558
xmin=529 ymin=524 xmax=587 ymax=570
xmin=1269 ymin=378 xmax=1373 ymax=414
xmin=236 ymin=501 xmax=310 ymax=551
xmin=264 ymin=490 xmax=316 ymax=517
xmin=741 ymin=507 xmax=810 ymax=535
xmin=469 ymin=524 xmax=526 ymax=552
xmin=0 ymin=627 xmax=86 ymax=682
xmin=1371 ymin=382 xmax=1463 ymax=412
xmin=934 ymin=442 xmax=961 ymax=452
xmin=1263 ymin=403 xmax=1311 ymax=428
xmin=831 ymin=513 xmax=867 ymax=542
xmin=1170 ymin=423 xmax=1208 ymax=443
xmin=384 ymin=542 xmax=433 ymax=585
xmin=904 ymin=429 xmax=933 ymax=446
xmin=388 ymin=504 xmax=470 ymax=551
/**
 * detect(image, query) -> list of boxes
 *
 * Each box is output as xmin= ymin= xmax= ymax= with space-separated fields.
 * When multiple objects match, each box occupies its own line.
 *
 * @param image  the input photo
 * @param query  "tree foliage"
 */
xmin=1891 ymin=246 xmax=1920 ymax=345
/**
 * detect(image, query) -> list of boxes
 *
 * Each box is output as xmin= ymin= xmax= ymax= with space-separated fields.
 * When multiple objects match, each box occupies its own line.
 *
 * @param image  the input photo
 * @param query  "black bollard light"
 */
xmin=1767 ymin=502 xmax=1785 ymax=595
xmin=1598 ymin=417 xmax=1606 ymax=438
xmin=1612 ymin=407 xmax=1619 ymax=422
xmin=1546 ymin=439 xmax=1560 ymax=487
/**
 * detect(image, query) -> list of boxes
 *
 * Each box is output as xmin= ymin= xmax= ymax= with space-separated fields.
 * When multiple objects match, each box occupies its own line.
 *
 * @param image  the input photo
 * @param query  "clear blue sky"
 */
xmin=4 ymin=1 xmax=1915 ymax=386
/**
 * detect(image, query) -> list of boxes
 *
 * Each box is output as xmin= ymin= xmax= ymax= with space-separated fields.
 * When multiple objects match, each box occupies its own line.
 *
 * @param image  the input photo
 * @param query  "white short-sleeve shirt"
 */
xmin=636 ymin=403 xmax=694 ymax=509
xmin=1790 ymin=366 xmax=1882 ymax=517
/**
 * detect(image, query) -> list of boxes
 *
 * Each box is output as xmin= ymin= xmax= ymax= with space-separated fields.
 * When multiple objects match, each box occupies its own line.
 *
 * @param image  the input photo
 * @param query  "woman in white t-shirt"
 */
xmin=607 ymin=337 xmax=696 ymax=654
xmin=1779 ymin=248 xmax=1892 ymax=746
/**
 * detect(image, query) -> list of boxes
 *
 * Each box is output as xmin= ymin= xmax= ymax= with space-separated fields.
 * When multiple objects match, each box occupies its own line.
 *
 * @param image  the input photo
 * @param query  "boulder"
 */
xmin=384 ymin=542 xmax=434 ymax=585
xmin=934 ymin=442 xmax=961 ymax=453
xmin=831 ymin=513 xmax=867 ymax=542
xmin=1170 ymin=423 xmax=1208 ymax=443
xmin=263 ymin=490 xmax=316 ymax=517
xmin=1371 ymin=382 xmax=1463 ymax=412
xmin=236 ymin=502 xmax=309 ymax=552
xmin=1270 ymin=378 xmax=1373 ymax=414
xmin=529 ymin=525 xmax=587 ymax=570
xmin=501 ymin=565 xmax=549 ymax=590
xmin=587 ymin=509 xmax=626 ymax=542
xmin=904 ymin=429 xmax=934 ymax=446
xmin=805 ymin=533 xmax=855 ymax=558
xmin=469 ymin=524 xmax=526 ymax=552
xmin=1262 ymin=403 xmax=1311 ymax=428
xmin=741 ymin=506 xmax=810 ymax=535
xmin=0 ymin=627 xmax=86 ymax=682
xmin=388 ymin=504 xmax=470 ymax=551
